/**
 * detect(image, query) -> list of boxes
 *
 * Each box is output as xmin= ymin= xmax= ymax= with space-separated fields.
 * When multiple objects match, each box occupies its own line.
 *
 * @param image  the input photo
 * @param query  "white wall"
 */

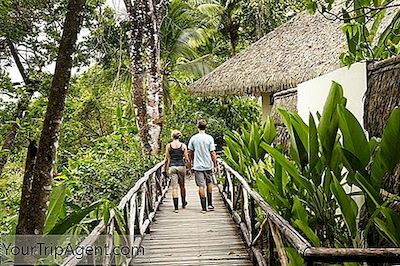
xmin=297 ymin=62 xmax=368 ymax=210
xmin=297 ymin=62 xmax=367 ymax=125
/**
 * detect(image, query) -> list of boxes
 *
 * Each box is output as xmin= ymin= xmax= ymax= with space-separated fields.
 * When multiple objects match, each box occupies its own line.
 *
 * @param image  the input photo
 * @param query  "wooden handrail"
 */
xmin=62 ymin=161 xmax=167 ymax=266
xmin=217 ymin=158 xmax=400 ymax=265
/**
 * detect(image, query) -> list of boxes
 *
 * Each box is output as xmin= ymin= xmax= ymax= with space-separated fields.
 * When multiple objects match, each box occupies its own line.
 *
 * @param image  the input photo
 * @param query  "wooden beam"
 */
xmin=269 ymin=219 xmax=288 ymax=266
xmin=252 ymin=218 xmax=268 ymax=246
xmin=219 ymin=160 xmax=311 ymax=253
xmin=304 ymin=247 xmax=400 ymax=263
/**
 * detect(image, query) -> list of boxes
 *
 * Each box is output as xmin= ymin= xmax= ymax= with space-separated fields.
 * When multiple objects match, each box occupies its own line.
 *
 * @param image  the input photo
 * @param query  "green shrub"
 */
xmin=224 ymin=82 xmax=400 ymax=265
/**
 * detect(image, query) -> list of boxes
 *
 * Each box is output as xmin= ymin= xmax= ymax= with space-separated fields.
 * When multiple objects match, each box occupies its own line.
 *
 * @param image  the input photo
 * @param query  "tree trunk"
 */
xmin=145 ymin=0 xmax=163 ymax=155
xmin=15 ymin=0 xmax=86 ymax=235
xmin=0 ymin=39 xmax=35 ymax=177
xmin=255 ymin=0 xmax=264 ymax=39
xmin=15 ymin=141 xmax=37 ymax=235
xmin=124 ymin=0 xmax=151 ymax=154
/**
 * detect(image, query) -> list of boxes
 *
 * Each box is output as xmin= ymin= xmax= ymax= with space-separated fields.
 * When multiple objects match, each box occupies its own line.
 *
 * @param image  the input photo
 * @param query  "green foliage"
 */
xmin=0 ymin=0 xmax=304 ymax=238
xmin=0 ymin=161 xmax=22 ymax=234
xmin=224 ymin=81 xmax=400 ymax=260
xmin=162 ymin=83 xmax=261 ymax=150
xmin=224 ymin=117 xmax=275 ymax=176
xmin=305 ymin=0 xmax=400 ymax=66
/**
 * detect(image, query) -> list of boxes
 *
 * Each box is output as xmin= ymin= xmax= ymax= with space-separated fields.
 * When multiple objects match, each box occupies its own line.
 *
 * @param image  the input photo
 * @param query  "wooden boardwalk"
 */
xmin=132 ymin=177 xmax=252 ymax=265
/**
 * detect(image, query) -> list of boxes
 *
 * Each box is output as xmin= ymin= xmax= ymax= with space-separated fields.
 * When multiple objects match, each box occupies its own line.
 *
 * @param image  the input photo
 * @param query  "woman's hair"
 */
xmin=171 ymin=130 xmax=182 ymax=140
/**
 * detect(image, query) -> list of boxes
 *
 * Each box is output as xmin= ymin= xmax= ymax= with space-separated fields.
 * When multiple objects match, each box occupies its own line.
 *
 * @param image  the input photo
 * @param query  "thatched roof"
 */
xmin=189 ymin=9 xmax=346 ymax=96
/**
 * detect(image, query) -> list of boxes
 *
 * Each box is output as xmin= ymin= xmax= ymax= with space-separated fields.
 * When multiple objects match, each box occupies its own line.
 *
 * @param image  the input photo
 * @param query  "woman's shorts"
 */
xmin=168 ymin=166 xmax=186 ymax=187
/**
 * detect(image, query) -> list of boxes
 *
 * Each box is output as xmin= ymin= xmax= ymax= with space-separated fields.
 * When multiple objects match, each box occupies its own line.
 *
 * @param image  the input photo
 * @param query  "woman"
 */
xmin=164 ymin=130 xmax=191 ymax=213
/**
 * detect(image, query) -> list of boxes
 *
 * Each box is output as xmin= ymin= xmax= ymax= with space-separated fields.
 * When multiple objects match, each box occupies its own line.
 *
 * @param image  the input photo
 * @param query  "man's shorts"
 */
xmin=194 ymin=170 xmax=213 ymax=187
xmin=168 ymin=166 xmax=185 ymax=187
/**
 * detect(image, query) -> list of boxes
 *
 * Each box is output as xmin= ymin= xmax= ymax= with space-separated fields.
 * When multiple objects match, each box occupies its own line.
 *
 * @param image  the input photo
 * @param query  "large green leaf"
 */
xmin=286 ymin=247 xmax=304 ymax=266
xmin=374 ymin=207 xmax=400 ymax=247
xmin=274 ymin=158 xmax=284 ymax=196
xmin=294 ymin=219 xmax=320 ymax=247
xmin=289 ymin=112 xmax=309 ymax=152
xmin=292 ymin=196 xmax=308 ymax=225
xmin=256 ymin=172 xmax=290 ymax=209
xmin=278 ymin=108 xmax=301 ymax=166
xmin=371 ymin=107 xmax=400 ymax=183
xmin=337 ymin=104 xmax=370 ymax=166
xmin=354 ymin=172 xmax=383 ymax=208
xmin=48 ymin=200 xmax=102 ymax=235
xmin=44 ymin=184 xmax=66 ymax=234
xmin=308 ymin=114 xmax=319 ymax=175
xmin=262 ymin=116 xmax=276 ymax=144
xmin=341 ymin=148 xmax=367 ymax=176
xmin=278 ymin=108 xmax=308 ymax=168
xmin=330 ymin=175 xmax=358 ymax=238
xmin=318 ymin=82 xmax=344 ymax=164
xmin=261 ymin=143 xmax=314 ymax=193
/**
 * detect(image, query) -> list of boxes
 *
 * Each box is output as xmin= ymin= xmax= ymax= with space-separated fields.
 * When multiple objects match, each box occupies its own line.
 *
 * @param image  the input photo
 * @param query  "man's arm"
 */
xmin=211 ymin=150 xmax=217 ymax=168
xmin=188 ymin=150 xmax=194 ymax=163
xmin=188 ymin=137 xmax=194 ymax=164
xmin=209 ymin=137 xmax=217 ymax=169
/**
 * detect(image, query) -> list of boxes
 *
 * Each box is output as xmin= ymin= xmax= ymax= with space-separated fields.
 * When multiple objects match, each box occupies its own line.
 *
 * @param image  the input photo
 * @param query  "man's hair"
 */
xmin=197 ymin=119 xmax=207 ymax=130
xmin=171 ymin=130 xmax=182 ymax=140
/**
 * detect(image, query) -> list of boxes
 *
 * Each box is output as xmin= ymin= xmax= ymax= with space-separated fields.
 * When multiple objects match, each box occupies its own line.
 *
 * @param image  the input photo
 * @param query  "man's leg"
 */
xmin=199 ymin=186 xmax=207 ymax=212
xmin=194 ymin=171 xmax=207 ymax=213
xmin=178 ymin=167 xmax=187 ymax=208
xmin=206 ymin=171 xmax=214 ymax=210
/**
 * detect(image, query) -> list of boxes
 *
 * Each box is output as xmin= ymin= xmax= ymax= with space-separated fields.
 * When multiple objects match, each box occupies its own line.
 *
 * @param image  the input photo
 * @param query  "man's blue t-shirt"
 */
xmin=188 ymin=132 xmax=215 ymax=171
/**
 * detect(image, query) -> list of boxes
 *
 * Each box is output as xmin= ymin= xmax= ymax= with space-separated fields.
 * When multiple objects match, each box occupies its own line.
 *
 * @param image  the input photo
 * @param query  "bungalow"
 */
xmin=189 ymin=8 xmax=400 ymax=193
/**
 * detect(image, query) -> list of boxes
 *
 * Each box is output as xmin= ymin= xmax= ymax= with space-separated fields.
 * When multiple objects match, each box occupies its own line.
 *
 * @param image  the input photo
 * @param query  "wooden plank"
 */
xmin=131 ymin=180 xmax=251 ymax=265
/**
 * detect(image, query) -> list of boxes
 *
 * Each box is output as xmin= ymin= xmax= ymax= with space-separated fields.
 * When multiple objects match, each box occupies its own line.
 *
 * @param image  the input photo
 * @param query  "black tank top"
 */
xmin=169 ymin=144 xmax=185 ymax=167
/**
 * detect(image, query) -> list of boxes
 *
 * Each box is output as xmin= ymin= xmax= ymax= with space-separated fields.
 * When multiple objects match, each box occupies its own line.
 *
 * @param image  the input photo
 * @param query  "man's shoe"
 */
xmin=208 ymin=205 xmax=215 ymax=211
xmin=174 ymin=209 xmax=179 ymax=213
xmin=182 ymin=201 xmax=188 ymax=208
xmin=201 ymin=210 xmax=207 ymax=214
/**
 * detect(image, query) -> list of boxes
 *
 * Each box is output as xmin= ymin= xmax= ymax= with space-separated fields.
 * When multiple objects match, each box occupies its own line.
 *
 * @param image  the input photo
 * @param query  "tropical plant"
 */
xmin=223 ymin=81 xmax=400 ymax=266
xmin=305 ymin=0 xmax=400 ymax=66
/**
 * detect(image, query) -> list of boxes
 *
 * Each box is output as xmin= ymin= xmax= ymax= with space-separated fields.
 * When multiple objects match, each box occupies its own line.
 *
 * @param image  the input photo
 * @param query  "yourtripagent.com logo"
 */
xmin=0 ymin=235 xmax=145 ymax=265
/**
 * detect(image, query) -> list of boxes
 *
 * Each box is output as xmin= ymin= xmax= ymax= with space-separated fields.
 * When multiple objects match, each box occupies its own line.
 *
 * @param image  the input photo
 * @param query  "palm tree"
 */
xmin=160 ymin=0 xmax=217 ymax=105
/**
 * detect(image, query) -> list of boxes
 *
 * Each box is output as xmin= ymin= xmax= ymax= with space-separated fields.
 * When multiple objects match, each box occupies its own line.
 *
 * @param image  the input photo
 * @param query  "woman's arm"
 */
xmin=164 ymin=144 xmax=171 ymax=173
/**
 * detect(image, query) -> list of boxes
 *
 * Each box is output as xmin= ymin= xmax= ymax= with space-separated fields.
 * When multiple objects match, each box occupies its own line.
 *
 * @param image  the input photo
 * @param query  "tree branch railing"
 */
xmin=217 ymin=159 xmax=400 ymax=265
xmin=62 ymin=161 xmax=167 ymax=266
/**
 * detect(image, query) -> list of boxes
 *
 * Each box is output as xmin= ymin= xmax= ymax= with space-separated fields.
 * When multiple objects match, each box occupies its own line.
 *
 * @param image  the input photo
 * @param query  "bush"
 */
xmin=162 ymin=86 xmax=261 ymax=150
xmin=224 ymin=82 xmax=400 ymax=265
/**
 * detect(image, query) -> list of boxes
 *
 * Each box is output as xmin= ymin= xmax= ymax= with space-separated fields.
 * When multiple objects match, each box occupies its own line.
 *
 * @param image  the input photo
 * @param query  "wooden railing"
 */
xmin=217 ymin=159 xmax=400 ymax=265
xmin=62 ymin=161 xmax=167 ymax=266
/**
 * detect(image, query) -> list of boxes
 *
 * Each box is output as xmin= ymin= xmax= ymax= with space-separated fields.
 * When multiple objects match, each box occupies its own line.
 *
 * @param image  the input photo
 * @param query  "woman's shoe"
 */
xmin=182 ymin=201 xmax=188 ymax=208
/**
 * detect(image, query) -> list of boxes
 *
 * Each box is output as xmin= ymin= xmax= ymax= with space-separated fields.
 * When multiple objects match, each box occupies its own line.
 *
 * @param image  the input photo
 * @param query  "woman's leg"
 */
xmin=169 ymin=167 xmax=179 ymax=212
xmin=178 ymin=167 xmax=187 ymax=208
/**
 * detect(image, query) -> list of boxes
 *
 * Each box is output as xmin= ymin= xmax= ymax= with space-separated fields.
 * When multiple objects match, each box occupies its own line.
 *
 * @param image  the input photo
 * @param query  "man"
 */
xmin=188 ymin=119 xmax=218 ymax=214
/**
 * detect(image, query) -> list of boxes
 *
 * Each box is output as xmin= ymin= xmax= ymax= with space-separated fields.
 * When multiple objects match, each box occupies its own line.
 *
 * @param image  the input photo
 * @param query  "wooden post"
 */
xmin=269 ymin=220 xmax=289 ymax=266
